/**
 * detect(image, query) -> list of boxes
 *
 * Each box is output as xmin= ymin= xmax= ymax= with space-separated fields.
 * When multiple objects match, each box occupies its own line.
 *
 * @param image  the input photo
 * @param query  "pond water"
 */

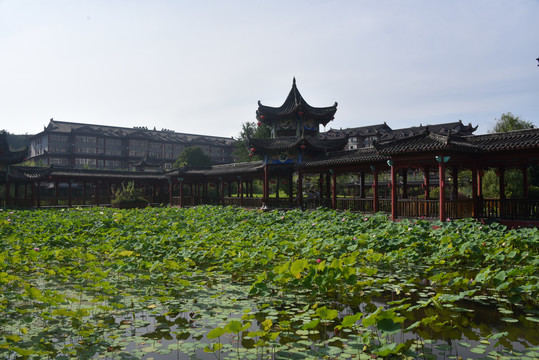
xmin=45 ymin=273 xmax=536 ymax=360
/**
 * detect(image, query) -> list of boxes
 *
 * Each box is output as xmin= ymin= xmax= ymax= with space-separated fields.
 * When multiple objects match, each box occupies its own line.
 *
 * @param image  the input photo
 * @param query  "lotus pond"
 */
xmin=1 ymin=206 xmax=538 ymax=359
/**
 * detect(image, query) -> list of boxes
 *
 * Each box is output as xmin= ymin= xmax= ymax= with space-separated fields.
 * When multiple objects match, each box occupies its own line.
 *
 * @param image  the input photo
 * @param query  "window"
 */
xmin=105 ymin=149 xmax=122 ymax=156
xmin=106 ymin=138 xmax=122 ymax=146
xmin=50 ymin=134 xmax=68 ymax=143
xmin=50 ymin=157 xmax=70 ymax=166
xmin=364 ymin=136 xmax=377 ymax=148
xmin=75 ymin=158 xmax=96 ymax=167
xmin=105 ymin=160 xmax=122 ymax=168
xmin=76 ymin=135 xmax=96 ymax=144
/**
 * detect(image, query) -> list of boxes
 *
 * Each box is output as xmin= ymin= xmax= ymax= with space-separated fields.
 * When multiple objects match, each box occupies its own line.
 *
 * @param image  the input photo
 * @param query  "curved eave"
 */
xmin=0 ymin=147 xmax=28 ymax=164
xmin=255 ymin=79 xmax=337 ymax=126
xmin=374 ymin=132 xmax=480 ymax=156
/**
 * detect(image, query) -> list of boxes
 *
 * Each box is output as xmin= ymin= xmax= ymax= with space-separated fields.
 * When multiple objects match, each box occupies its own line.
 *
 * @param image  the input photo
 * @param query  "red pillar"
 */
xmin=391 ymin=164 xmax=398 ymax=221
xmin=331 ymin=170 xmax=337 ymax=209
xmin=263 ymin=165 xmax=269 ymax=203
xmin=239 ymin=177 xmax=244 ymax=207
xmin=439 ymin=161 xmax=446 ymax=222
xmin=471 ymin=167 xmax=479 ymax=218
xmin=179 ymin=180 xmax=184 ymax=208
xmin=297 ymin=171 xmax=303 ymax=208
xmin=372 ymin=170 xmax=379 ymax=213
xmin=36 ymin=181 xmax=41 ymax=208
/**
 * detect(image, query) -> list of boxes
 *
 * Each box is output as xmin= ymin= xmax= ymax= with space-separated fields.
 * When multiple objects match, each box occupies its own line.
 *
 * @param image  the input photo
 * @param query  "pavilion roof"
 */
xmin=467 ymin=128 xmax=539 ymax=151
xmin=374 ymin=130 xmax=481 ymax=155
xmin=256 ymin=78 xmax=338 ymax=126
xmin=303 ymin=147 xmax=386 ymax=168
xmin=248 ymin=135 xmax=348 ymax=153
xmin=8 ymin=166 xmax=53 ymax=181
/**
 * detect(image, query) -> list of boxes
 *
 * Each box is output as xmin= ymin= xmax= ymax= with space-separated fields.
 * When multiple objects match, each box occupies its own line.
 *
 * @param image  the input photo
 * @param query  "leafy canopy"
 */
xmin=490 ymin=112 xmax=534 ymax=133
xmin=233 ymin=122 xmax=271 ymax=162
xmin=174 ymin=146 xmax=211 ymax=168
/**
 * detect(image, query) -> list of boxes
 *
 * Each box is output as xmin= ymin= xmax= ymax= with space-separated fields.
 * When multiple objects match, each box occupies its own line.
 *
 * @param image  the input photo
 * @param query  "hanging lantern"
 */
xmin=249 ymin=153 xmax=253 ymax=157
xmin=250 ymin=147 xmax=256 ymax=153
xmin=300 ymin=144 xmax=306 ymax=150
xmin=257 ymin=122 xmax=262 ymax=126
xmin=260 ymin=115 xmax=266 ymax=119
xmin=298 ymin=111 xmax=304 ymax=116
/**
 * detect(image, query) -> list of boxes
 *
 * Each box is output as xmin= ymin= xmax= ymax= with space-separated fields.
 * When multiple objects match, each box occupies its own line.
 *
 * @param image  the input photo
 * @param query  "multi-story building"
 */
xmin=322 ymin=121 xmax=477 ymax=150
xmin=29 ymin=119 xmax=236 ymax=171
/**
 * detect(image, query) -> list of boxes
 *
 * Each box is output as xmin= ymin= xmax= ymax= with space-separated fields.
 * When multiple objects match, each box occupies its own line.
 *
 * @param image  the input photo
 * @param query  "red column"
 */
xmin=297 ymin=171 xmax=303 ymax=208
xmin=391 ymin=164 xmax=398 ymax=221
xmin=373 ymin=170 xmax=379 ymax=213
xmin=239 ymin=178 xmax=244 ymax=207
xmin=179 ymin=180 xmax=184 ymax=208
xmin=331 ymin=170 xmax=337 ymax=210
xmin=439 ymin=161 xmax=446 ymax=222
xmin=263 ymin=165 xmax=269 ymax=203
xmin=36 ymin=181 xmax=41 ymax=208
xmin=471 ymin=167 xmax=479 ymax=218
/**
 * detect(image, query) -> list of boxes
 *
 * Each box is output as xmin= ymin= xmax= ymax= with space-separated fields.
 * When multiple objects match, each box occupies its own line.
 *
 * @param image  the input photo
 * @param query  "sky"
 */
xmin=1 ymin=0 xmax=539 ymax=138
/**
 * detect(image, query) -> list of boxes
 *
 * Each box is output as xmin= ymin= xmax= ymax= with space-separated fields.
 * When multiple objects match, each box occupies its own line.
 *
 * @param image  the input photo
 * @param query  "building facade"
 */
xmin=28 ymin=119 xmax=236 ymax=171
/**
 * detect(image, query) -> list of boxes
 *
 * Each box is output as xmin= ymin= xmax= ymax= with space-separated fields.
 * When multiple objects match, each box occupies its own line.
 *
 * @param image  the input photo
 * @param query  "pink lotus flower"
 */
xmin=316 ymin=259 xmax=321 ymax=263
xmin=34 ymin=247 xmax=40 ymax=251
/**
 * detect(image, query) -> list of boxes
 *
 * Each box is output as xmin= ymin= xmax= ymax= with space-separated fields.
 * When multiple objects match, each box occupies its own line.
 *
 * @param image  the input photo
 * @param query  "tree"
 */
xmin=233 ymin=122 xmax=271 ymax=162
xmin=483 ymin=113 xmax=535 ymax=198
xmin=490 ymin=112 xmax=534 ymax=133
xmin=173 ymin=146 xmax=211 ymax=168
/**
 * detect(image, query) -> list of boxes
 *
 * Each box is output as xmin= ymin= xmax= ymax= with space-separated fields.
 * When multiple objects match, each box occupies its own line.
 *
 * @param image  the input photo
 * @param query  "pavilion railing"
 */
xmin=480 ymin=198 xmax=539 ymax=220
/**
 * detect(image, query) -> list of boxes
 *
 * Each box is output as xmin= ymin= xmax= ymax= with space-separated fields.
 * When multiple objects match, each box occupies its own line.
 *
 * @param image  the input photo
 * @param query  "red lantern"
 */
xmin=249 ymin=153 xmax=253 ymax=157
xmin=300 ymin=144 xmax=306 ymax=150
xmin=250 ymin=148 xmax=256 ymax=153
xmin=260 ymin=115 xmax=266 ymax=119
xmin=298 ymin=111 xmax=303 ymax=116
xmin=257 ymin=122 xmax=262 ymax=126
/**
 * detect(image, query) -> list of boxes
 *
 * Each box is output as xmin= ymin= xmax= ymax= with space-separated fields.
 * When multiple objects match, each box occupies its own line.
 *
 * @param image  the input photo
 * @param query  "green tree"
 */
xmin=233 ymin=122 xmax=271 ymax=162
xmin=483 ymin=113 xmax=535 ymax=198
xmin=490 ymin=112 xmax=534 ymax=133
xmin=174 ymin=146 xmax=211 ymax=168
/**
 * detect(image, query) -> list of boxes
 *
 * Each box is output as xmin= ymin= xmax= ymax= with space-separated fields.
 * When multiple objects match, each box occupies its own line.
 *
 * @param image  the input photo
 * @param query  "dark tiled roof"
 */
xmin=256 ymin=78 xmax=337 ymax=126
xmin=8 ymin=166 xmax=53 ymax=181
xmin=49 ymin=167 xmax=165 ymax=181
xmin=323 ymin=123 xmax=392 ymax=138
xmin=467 ymin=128 xmax=539 ymax=151
xmin=39 ymin=120 xmax=236 ymax=145
xmin=374 ymin=131 xmax=481 ymax=155
xmin=248 ymin=135 xmax=348 ymax=153
xmin=303 ymin=148 xmax=386 ymax=168
xmin=166 ymin=161 xmax=264 ymax=177
xmin=379 ymin=121 xmax=477 ymax=140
